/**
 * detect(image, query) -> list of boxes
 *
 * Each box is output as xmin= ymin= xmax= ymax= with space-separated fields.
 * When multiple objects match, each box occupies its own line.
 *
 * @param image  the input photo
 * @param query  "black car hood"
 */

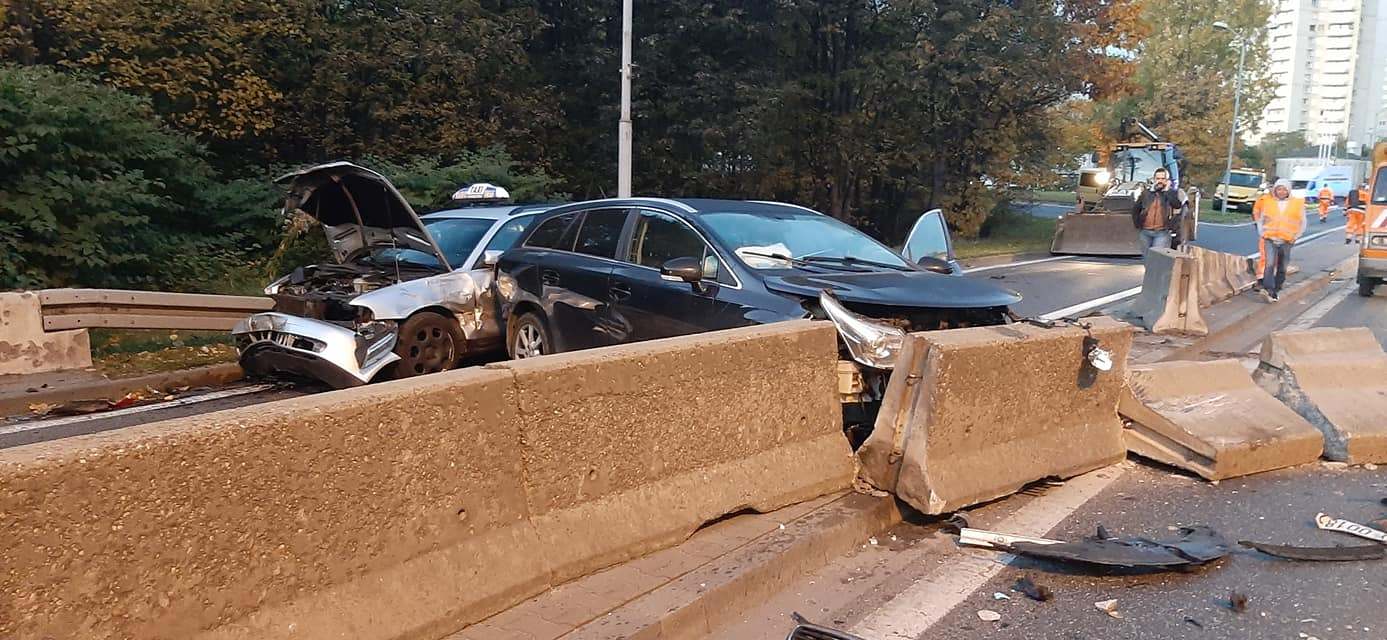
xmin=762 ymin=269 xmax=1021 ymax=309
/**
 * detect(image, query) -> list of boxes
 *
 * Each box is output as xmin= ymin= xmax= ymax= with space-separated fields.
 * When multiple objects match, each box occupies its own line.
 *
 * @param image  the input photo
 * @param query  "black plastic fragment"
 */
xmin=1238 ymin=540 xmax=1386 ymax=561
xmin=787 ymin=612 xmax=866 ymax=640
xmin=1013 ymin=576 xmax=1053 ymax=602
xmin=1006 ymin=525 xmax=1230 ymax=569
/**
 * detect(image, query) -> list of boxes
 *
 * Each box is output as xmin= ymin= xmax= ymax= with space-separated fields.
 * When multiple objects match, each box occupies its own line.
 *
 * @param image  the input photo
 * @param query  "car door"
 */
xmin=535 ymin=208 xmax=631 ymax=351
xmin=900 ymin=209 xmax=961 ymax=274
xmin=607 ymin=209 xmax=725 ymax=343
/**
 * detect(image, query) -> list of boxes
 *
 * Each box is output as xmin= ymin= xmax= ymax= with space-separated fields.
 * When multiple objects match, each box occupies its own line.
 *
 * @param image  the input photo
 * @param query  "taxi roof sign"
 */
xmin=451 ymin=183 xmax=510 ymax=202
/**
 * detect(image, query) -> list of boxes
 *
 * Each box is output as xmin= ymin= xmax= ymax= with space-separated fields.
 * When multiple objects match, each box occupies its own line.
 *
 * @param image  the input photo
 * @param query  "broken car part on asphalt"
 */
xmin=1314 ymin=513 xmax=1387 ymax=543
xmin=233 ymin=162 xmax=550 ymax=388
xmin=961 ymin=525 xmax=1231 ymax=570
xmin=786 ymin=612 xmax=866 ymax=640
xmin=1238 ymin=540 xmax=1386 ymax=561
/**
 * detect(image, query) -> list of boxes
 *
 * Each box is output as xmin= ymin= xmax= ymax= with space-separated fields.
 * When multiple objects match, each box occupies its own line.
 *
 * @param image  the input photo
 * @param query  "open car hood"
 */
xmin=763 ymin=269 xmax=1021 ymax=309
xmin=277 ymin=162 xmax=450 ymax=269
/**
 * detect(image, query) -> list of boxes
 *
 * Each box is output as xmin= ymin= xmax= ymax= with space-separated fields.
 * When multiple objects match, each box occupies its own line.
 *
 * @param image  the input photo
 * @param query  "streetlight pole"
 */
xmin=618 ymin=0 xmax=633 ymax=198
xmin=1214 ymin=21 xmax=1247 ymax=219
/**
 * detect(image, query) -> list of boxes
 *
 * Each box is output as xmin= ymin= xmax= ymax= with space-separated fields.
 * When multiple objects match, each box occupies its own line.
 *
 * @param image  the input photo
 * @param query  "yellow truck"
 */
xmin=1213 ymin=168 xmax=1265 ymax=213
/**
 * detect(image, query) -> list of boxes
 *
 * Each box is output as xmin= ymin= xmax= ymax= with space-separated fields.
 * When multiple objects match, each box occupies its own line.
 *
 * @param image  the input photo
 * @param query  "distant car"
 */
xmin=232 ymin=162 xmax=549 ymax=388
xmin=493 ymin=198 xmax=1021 ymax=371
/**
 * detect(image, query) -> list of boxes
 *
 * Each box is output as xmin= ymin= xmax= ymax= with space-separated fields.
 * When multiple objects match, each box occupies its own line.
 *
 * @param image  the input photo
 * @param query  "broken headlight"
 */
xmin=819 ymin=292 xmax=906 ymax=370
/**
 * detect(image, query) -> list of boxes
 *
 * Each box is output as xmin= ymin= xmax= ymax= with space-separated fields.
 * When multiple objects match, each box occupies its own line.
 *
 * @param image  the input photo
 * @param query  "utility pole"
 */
xmin=618 ymin=0 xmax=633 ymax=198
xmin=1214 ymin=21 xmax=1247 ymax=219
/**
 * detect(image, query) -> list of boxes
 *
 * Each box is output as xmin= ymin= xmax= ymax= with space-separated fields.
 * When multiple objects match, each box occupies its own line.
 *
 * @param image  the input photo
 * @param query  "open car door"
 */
xmin=900 ymin=208 xmax=962 ymax=274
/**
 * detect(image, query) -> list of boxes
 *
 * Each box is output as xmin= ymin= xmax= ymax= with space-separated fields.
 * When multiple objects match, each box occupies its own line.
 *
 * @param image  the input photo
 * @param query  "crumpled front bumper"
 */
xmin=232 ymin=312 xmax=399 ymax=388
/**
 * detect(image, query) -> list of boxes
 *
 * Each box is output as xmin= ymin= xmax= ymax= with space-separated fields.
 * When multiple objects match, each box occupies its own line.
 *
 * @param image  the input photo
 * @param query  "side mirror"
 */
xmin=482 ymin=250 xmax=504 ymax=267
xmin=660 ymin=257 xmax=704 ymax=283
xmin=916 ymin=256 xmax=956 ymax=275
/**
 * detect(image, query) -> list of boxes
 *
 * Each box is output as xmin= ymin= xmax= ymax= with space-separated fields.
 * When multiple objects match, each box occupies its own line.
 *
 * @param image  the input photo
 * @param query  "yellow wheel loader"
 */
xmin=1051 ymin=119 xmax=1192 ymax=256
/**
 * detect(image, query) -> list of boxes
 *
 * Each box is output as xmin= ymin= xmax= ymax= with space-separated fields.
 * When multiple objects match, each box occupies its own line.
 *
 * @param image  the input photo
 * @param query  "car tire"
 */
xmin=391 ymin=312 xmax=464 ymax=378
xmin=1359 ymin=277 xmax=1376 ymax=298
xmin=508 ymin=312 xmax=551 ymax=359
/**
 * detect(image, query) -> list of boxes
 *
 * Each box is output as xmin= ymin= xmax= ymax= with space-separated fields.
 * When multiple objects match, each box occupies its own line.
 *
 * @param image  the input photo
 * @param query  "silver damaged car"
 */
xmin=233 ymin=162 xmax=548 ymax=388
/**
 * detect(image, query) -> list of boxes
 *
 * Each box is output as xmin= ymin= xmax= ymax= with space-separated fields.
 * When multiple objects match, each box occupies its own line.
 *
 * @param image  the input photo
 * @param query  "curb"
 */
xmin=0 ymin=362 xmax=243 ymax=416
xmin=565 ymin=492 xmax=902 ymax=640
xmin=1160 ymin=258 xmax=1349 ymax=362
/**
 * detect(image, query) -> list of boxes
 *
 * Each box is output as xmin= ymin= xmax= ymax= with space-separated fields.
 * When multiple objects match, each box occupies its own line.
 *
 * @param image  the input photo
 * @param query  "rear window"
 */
xmin=1374 ymin=167 xmax=1387 ymax=205
xmin=524 ymin=212 xmax=578 ymax=250
xmin=573 ymin=210 xmax=629 ymax=258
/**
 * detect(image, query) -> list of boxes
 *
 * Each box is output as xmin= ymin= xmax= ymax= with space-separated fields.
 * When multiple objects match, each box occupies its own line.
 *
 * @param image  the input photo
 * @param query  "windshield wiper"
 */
xmin=736 ymin=250 xmax=809 ymax=266
xmin=801 ymin=255 xmax=910 ymax=272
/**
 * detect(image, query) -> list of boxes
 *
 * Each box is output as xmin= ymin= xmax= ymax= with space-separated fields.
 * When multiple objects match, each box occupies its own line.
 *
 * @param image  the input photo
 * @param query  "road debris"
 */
xmin=956 ymin=527 xmax=1062 ymax=549
xmin=1013 ymin=576 xmax=1054 ymax=602
xmin=1239 ymin=540 xmax=1386 ymax=561
xmin=992 ymin=592 xmax=1011 ymax=601
xmin=788 ymin=612 xmax=864 ymax=640
xmin=1228 ymin=591 xmax=1248 ymax=613
xmin=1184 ymin=616 xmax=1204 ymax=628
xmin=1093 ymin=599 xmax=1123 ymax=619
xmin=1000 ymin=525 xmax=1231 ymax=569
xmin=1315 ymin=513 xmax=1387 ymax=543
xmin=976 ymin=610 xmax=1001 ymax=622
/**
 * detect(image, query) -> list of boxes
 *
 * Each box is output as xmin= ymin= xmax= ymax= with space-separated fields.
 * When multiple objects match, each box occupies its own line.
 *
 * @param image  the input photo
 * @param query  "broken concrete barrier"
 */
xmin=858 ymin=316 xmax=1133 ymax=514
xmin=1121 ymin=359 xmax=1323 ymax=480
xmin=0 ymin=291 xmax=91 ymax=375
xmin=0 ymin=321 xmax=851 ymax=640
xmin=1253 ymin=327 xmax=1387 ymax=462
xmin=1131 ymin=248 xmax=1207 ymax=336
xmin=1186 ymin=246 xmax=1257 ymax=307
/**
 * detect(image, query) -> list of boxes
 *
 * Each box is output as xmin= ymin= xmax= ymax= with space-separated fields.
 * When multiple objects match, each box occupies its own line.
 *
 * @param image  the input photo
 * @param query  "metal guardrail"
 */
xmin=37 ymin=289 xmax=272 ymax=331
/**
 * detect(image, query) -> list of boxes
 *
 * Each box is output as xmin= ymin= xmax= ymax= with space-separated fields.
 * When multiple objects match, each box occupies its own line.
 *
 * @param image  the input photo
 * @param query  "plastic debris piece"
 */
xmin=1184 ymin=616 xmax=1204 ymax=628
xmin=788 ymin=612 xmax=866 ymax=640
xmin=1013 ymin=576 xmax=1053 ymax=602
xmin=1239 ymin=540 xmax=1386 ymax=561
xmin=957 ymin=527 xmax=1062 ymax=549
xmin=1228 ymin=591 xmax=1248 ymax=613
xmin=993 ymin=592 xmax=1011 ymax=601
xmin=1315 ymin=513 xmax=1387 ymax=543
xmin=976 ymin=610 xmax=1001 ymax=622
xmin=1006 ymin=525 xmax=1230 ymax=569
xmin=1094 ymin=599 xmax=1122 ymax=619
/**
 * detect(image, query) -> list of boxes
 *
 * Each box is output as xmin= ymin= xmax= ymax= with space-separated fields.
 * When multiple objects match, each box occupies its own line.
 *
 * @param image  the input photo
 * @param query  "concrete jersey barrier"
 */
xmin=1130 ymin=248 xmax=1206 ymax=336
xmin=0 ymin=321 xmax=852 ymax=640
xmin=1122 ymin=359 xmax=1323 ymax=480
xmin=1253 ymin=327 xmax=1387 ymax=462
xmin=0 ymin=291 xmax=92 ymax=375
xmin=857 ymin=316 xmax=1133 ymax=514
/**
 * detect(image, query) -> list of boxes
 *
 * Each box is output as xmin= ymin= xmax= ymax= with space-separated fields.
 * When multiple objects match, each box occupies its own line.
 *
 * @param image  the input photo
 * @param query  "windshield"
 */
xmin=370 ymin=217 xmax=494 ymax=269
xmin=1226 ymin=172 xmax=1262 ymax=188
xmin=1110 ymin=149 xmax=1167 ymax=183
xmin=699 ymin=209 xmax=909 ymax=270
xmin=1374 ymin=167 xmax=1387 ymax=205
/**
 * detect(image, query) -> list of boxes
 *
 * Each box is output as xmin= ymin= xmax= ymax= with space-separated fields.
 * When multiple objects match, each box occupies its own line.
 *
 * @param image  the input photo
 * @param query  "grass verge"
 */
xmin=89 ymin=329 xmax=238 ymax=378
xmin=954 ymin=215 xmax=1057 ymax=260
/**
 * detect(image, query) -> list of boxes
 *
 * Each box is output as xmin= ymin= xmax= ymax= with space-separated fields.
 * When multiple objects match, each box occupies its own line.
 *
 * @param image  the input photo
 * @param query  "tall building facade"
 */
xmin=1258 ymin=0 xmax=1386 ymax=150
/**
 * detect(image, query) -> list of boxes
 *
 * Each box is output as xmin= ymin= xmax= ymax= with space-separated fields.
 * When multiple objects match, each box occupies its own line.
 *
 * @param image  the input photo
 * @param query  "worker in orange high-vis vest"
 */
xmin=1346 ymin=181 xmax=1368 ymax=243
xmin=1258 ymin=178 xmax=1307 ymax=302
xmin=1251 ymin=186 xmax=1277 ymax=279
xmin=1317 ymin=185 xmax=1334 ymax=222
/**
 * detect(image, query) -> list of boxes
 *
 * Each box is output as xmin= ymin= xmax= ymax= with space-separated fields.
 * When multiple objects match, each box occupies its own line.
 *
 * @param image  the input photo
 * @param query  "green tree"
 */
xmin=0 ymin=65 xmax=279 ymax=290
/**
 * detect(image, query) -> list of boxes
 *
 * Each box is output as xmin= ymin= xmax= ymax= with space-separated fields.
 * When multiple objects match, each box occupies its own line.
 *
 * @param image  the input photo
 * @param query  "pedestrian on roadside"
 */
xmin=1258 ymin=178 xmax=1307 ymax=302
xmin=1346 ymin=181 xmax=1368 ymax=244
xmin=1131 ymin=167 xmax=1185 ymax=257
xmin=1251 ymin=179 xmax=1276 ymax=280
xmin=1316 ymin=185 xmax=1334 ymax=223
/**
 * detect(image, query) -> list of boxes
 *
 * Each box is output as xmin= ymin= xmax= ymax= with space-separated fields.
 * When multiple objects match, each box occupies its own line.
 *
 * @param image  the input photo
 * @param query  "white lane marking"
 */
xmin=1200 ymin=221 xmax=1255 ymax=228
xmin=1039 ymin=285 xmax=1144 ymax=321
xmin=963 ymin=255 xmax=1075 ymax=274
xmin=851 ymin=468 xmax=1127 ymax=638
xmin=1283 ymin=280 xmax=1356 ymax=333
xmin=1240 ymin=225 xmax=1347 ymax=259
xmin=0 ymin=384 xmax=276 ymax=435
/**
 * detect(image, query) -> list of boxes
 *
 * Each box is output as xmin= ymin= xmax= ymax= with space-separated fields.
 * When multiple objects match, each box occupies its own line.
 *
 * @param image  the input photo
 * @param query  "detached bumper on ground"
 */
xmin=232 ymin=312 xmax=398 ymax=388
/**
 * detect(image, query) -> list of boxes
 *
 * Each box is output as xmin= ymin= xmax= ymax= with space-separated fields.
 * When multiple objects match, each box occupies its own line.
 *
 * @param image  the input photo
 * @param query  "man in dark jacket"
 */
xmin=1131 ymin=167 xmax=1186 ymax=256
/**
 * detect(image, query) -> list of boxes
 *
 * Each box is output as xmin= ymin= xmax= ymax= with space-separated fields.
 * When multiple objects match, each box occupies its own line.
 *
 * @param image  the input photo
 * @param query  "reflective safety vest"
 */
xmin=1252 ymin=193 xmax=1277 ymax=222
xmin=1262 ymin=197 xmax=1306 ymax=242
xmin=1318 ymin=188 xmax=1333 ymax=210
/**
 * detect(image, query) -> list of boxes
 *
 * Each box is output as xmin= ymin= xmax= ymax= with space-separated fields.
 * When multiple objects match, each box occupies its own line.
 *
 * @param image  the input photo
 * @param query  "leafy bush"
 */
xmin=0 ymin=65 xmax=280 ymax=291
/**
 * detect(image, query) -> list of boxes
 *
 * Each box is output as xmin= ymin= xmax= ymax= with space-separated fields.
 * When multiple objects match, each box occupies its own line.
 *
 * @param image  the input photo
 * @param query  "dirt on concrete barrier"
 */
xmin=858 ymin=316 xmax=1134 ymax=514
xmin=0 ymin=292 xmax=91 ymax=376
xmin=0 ymin=321 xmax=851 ymax=640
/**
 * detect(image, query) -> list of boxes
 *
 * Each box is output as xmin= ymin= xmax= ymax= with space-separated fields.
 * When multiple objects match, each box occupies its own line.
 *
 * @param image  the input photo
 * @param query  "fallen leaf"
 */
xmin=1229 ymin=591 xmax=1248 ymax=613
xmin=1094 ymin=599 xmax=1122 ymax=619
xmin=28 ymin=402 xmax=56 ymax=416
